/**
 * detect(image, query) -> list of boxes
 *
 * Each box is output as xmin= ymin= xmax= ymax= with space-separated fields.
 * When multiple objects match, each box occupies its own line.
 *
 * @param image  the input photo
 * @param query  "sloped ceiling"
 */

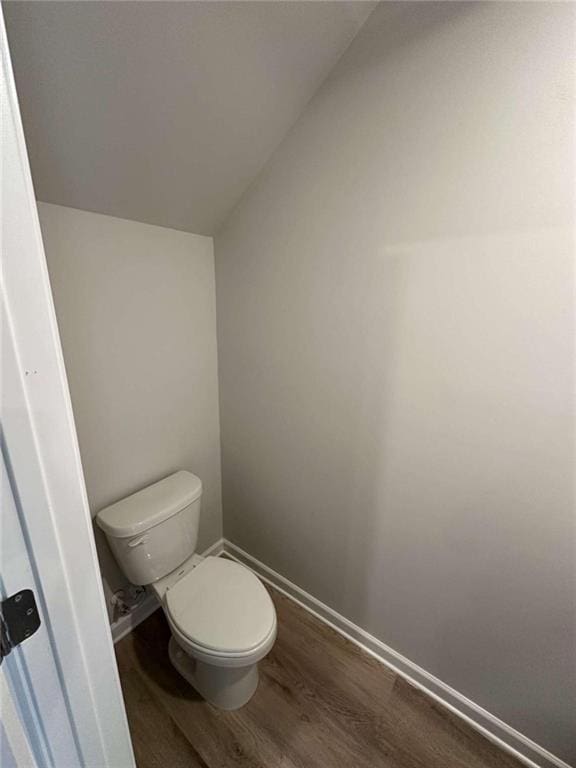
xmin=4 ymin=1 xmax=375 ymax=235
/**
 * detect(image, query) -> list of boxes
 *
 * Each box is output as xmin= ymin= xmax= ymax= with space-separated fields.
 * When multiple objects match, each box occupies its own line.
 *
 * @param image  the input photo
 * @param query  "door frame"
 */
xmin=2 ymin=11 xmax=134 ymax=766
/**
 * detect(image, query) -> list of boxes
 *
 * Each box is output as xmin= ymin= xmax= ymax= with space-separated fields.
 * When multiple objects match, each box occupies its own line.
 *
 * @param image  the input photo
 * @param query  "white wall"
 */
xmin=38 ymin=203 xmax=223 ymax=604
xmin=215 ymin=3 xmax=575 ymax=762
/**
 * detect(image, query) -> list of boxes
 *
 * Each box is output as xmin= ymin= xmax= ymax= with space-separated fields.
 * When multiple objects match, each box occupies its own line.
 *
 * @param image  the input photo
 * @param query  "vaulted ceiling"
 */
xmin=4 ymin=1 xmax=375 ymax=235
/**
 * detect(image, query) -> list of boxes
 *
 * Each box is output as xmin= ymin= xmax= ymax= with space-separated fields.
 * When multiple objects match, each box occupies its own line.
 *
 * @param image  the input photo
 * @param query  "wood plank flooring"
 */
xmin=115 ymin=585 xmax=524 ymax=768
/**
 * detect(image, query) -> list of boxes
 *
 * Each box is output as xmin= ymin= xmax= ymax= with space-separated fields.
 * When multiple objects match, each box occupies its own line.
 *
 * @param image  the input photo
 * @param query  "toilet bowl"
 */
xmin=154 ymin=555 xmax=276 ymax=709
xmin=96 ymin=471 xmax=277 ymax=709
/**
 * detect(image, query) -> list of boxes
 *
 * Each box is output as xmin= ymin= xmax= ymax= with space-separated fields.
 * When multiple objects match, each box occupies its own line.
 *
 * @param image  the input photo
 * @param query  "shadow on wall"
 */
xmin=221 ymin=226 xmax=576 ymax=759
xmin=216 ymin=2 xmax=576 ymax=763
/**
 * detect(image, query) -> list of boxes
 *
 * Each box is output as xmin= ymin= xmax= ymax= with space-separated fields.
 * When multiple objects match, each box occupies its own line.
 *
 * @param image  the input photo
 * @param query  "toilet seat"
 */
xmin=164 ymin=557 xmax=276 ymax=664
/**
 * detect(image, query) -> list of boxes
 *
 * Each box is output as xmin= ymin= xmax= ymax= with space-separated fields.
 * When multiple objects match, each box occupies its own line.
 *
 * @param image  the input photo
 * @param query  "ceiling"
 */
xmin=4 ymin=1 xmax=375 ymax=235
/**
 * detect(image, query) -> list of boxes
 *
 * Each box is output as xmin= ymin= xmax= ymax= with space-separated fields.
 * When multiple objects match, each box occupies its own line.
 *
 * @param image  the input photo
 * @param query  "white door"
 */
xmin=1 ymin=436 xmax=79 ymax=766
xmin=1 ymin=668 xmax=39 ymax=767
xmin=1 ymin=10 xmax=135 ymax=767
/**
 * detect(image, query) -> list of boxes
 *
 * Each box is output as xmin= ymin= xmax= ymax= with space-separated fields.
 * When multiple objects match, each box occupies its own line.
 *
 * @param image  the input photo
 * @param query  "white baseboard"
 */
xmin=200 ymin=536 xmax=225 ymax=558
xmin=223 ymin=539 xmax=571 ymax=768
xmin=111 ymin=537 xmax=225 ymax=643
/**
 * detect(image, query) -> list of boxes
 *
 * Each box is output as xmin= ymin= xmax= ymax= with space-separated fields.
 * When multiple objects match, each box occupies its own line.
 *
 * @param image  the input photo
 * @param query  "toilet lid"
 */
xmin=165 ymin=557 xmax=276 ymax=654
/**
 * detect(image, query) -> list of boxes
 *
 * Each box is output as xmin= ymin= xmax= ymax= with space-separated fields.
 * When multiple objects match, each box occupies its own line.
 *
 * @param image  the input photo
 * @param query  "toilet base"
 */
xmin=168 ymin=637 xmax=259 ymax=710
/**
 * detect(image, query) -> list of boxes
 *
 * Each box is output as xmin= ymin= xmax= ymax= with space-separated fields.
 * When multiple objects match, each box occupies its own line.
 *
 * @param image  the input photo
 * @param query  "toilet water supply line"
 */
xmin=111 ymin=585 xmax=147 ymax=620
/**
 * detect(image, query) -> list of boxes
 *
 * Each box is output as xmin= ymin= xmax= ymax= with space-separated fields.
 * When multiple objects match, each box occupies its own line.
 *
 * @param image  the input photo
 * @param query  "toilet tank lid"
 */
xmin=96 ymin=471 xmax=202 ymax=538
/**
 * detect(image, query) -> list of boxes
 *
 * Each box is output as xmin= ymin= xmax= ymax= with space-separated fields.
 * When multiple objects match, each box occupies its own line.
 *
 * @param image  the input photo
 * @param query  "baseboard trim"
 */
xmin=111 ymin=537 xmax=225 ymax=643
xmin=201 ymin=536 xmax=225 ymax=558
xmin=223 ymin=539 xmax=571 ymax=768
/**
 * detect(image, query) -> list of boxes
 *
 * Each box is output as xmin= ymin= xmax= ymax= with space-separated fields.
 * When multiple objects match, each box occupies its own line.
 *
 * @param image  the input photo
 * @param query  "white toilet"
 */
xmin=96 ymin=471 xmax=277 ymax=710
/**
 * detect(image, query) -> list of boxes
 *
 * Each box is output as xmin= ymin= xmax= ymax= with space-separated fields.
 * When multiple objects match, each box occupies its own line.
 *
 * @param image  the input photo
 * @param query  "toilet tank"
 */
xmin=96 ymin=471 xmax=202 ymax=585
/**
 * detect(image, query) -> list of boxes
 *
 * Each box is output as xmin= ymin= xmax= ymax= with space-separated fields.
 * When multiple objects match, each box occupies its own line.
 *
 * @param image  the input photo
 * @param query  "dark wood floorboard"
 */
xmin=115 ymin=585 xmax=525 ymax=768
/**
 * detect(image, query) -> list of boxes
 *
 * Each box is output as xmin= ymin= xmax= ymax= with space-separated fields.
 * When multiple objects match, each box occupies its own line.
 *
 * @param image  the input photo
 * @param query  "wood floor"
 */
xmin=115 ymin=585 xmax=524 ymax=768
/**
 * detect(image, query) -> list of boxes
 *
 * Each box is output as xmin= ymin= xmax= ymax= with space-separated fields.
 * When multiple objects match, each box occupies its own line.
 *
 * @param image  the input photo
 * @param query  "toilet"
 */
xmin=96 ymin=471 xmax=277 ymax=710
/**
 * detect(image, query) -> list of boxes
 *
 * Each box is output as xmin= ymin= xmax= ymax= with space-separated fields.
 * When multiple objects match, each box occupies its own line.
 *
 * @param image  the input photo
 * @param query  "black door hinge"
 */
xmin=0 ymin=589 xmax=41 ymax=665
